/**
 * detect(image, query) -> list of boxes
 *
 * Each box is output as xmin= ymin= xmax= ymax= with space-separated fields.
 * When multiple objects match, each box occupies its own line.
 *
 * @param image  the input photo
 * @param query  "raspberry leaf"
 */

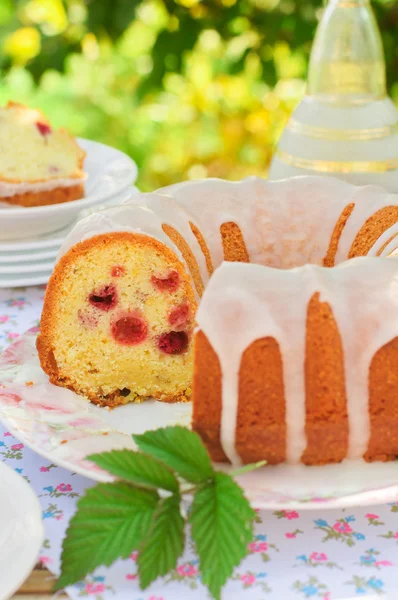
xmin=88 ymin=449 xmax=179 ymax=492
xmin=189 ymin=471 xmax=256 ymax=600
xmin=138 ymin=494 xmax=185 ymax=589
xmin=133 ymin=426 xmax=214 ymax=483
xmin=55 ymin=482 xmax=159 ymax=589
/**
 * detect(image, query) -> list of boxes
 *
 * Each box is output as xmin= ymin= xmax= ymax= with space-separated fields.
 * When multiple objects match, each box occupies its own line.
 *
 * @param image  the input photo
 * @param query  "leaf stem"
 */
xmin=230 ymin=460 xmax=267 ymax=476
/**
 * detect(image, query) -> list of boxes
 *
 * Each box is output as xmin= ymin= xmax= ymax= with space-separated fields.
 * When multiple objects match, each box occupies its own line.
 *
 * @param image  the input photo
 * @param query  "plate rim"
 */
xmin=0 ymin=248 xmax=58 ymax=264
xmin=0 ymin=462 xmax=44 ymax=600
xmin=0 ymin=260 xmax=55 ymax=275
xmin=0 ymin=273 xmax=50 ymax=288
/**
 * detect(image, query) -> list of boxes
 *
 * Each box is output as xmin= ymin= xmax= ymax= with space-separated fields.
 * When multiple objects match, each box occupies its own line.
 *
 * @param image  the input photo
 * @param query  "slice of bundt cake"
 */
xmin=37 ymin=229 xmax=197 ymax=407
xmin=0 ymin=102 xmax=86 ymax=207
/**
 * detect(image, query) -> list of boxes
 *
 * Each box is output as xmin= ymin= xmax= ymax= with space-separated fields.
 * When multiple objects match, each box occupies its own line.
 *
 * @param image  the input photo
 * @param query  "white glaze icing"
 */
xmin=196 ymin=259 xmax=398 ymax=464
xmin=0 ymin=176 xmax=86 ymax=199
xmin=57 ymin=176 xmax=398 ymax=465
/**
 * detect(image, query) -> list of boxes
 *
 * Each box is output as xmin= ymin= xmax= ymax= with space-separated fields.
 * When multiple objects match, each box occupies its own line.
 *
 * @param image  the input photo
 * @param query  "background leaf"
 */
xmin=189 ymin=471 xmax=256 ymax=600
xmin=138 ymin=494 xmax=185 ymax=589
xmin=55 ymin=482 xmax=159 ymax=589
xmin=133 ymin=426 xmax=214 ymax=484
xmin=3 ymin=1 xmax=398 ymax=191
xmin=88 ymin=449 xmax=179 ymax=492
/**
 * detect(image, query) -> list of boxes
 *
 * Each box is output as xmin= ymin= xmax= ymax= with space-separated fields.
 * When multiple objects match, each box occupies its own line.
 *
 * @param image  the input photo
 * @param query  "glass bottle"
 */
xmin=308 ymin=0 xmax=385 ymax=103
xmin=269 ymin=0 xmax=398 ymax=191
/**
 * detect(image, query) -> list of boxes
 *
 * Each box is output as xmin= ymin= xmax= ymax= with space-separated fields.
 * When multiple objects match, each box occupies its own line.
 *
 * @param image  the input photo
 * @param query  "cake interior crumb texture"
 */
xmin=0 ymin=102 xmax=85 ymax=183
xmin=38 ymin=233 xmax=196 ymax=406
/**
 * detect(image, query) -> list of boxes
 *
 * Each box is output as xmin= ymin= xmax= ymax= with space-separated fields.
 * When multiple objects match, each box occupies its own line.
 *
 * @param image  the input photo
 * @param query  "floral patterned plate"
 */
xmin=2 ymin=330 xmax=398 ymax=510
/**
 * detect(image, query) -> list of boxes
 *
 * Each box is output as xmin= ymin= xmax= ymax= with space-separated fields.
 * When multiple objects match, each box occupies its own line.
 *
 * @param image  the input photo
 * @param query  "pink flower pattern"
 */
xmin=176 ymin=564 xmax=199 ymax=577
xmin=333 ymin=522 xmax=352 ymax=534
xmin=86 ymin=583 xmax=105 ymax=594
xmin=284 ymin=510 xmax=299 ymax=520
xmin=310 ymin=552 xmax=328 ymax=562
xmin=56 ymin=483 xmax=72 ymax=492
xmin=249 ymin=541 xmax=268 ymax=553
xmin=241 ymin=574 xmax=256 ymax=585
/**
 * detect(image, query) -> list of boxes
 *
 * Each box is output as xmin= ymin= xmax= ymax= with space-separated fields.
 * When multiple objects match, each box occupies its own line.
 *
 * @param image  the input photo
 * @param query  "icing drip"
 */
xmin=196 ymin=263 xmax=310 ymax=465
xmin=367 ymin=221 xmax=398 ymax=257
xmin=197 ymin=259 xmax=398 ymax=465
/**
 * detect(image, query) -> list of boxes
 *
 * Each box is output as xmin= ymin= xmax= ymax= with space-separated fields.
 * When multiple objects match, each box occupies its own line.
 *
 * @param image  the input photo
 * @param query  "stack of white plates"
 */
xmin=0 ymin=224 xmax=70 ymax=287
xmin=0 ymin=138 xmax=139 ymax=288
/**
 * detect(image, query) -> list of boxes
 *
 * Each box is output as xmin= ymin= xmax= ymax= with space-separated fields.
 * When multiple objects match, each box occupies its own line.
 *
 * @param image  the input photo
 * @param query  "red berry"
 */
xmin=168 ymin=304 xmax=189 ymax=328
xmin=112 ymin=314 xmax=148 ymax=345
xmin=151 ymin=270 xmax=180 ymax=292
xmin=89 ymin=285 xmax=117 ymax=311
xmin=157 ymin=331 xmax=189 ymax=355
xmin=111 ymin=265 xmax=126 ymax=277
xmin=36 ymin=122 xmax=52 ymax=137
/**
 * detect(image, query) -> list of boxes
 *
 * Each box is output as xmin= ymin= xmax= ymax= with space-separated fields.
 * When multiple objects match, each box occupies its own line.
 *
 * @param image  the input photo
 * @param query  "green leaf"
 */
xmin=189 ymin=471 xmax=256 ymax=600
xmin=55 ymin=482 xmax=159 ymax=589
xmin=138 ymin=494 xmax=185 ymax=589
xmin=88 ymin=449 xmax=179 ymax=493
xmin=133 ymin=426 xmax=214 ymax=484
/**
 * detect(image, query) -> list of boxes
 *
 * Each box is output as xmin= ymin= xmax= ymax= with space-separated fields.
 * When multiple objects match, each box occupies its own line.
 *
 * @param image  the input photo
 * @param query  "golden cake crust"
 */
xmin=2 ymin=184 xmax=84 ymax=208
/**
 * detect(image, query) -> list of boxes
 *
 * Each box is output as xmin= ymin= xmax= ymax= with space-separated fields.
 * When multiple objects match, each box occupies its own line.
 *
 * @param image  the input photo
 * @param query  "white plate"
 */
xmin=0 ymin=259 xmax=55 ymax=275
xmin=0 ymin=272 xmax=51 ymax=288
xmin=0 ymin=221 xmax=73 ymax=252
xmin=0 ymin=189 xmax=140 ymax=287
xmin=0 ymin=138 xmax=138 ymax=241
xmin=2 ymin=331 xmax=398 ymax=510
xmin=0 ymin=247 xmax=58 ymax=264
xmin=0 ymin=462 xmax=44 ymax=600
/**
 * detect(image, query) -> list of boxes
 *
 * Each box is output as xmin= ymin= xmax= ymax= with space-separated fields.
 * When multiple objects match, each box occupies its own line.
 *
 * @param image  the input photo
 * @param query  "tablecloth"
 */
xmin=1 ymin=286 xmax=398 ymax=600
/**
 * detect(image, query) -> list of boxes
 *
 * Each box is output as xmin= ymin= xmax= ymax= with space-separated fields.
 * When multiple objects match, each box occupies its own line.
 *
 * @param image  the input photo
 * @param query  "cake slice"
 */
xmin=37 ymin=229 xmax=197 ymax=406
xmin=0 ymin=102 xmax=86 ymax=207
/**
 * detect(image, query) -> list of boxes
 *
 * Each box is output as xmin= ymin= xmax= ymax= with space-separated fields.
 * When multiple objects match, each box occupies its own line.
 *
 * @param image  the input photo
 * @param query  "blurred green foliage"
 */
xmin=1 ymin=0 xmax=398 ymax=190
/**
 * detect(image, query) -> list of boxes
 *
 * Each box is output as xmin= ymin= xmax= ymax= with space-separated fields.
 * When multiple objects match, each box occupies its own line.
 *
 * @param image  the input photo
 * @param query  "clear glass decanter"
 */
xmin=308 ymin=0 xmax=385 ymax=103
xmin=269 ymin=0 xmax=398 ymax=191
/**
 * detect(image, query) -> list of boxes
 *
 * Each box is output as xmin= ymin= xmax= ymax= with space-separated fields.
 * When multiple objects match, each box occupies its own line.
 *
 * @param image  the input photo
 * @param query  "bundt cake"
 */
xmin=37 ymin=176 xmax=398 ymax=465
xmin=0 ymin=102 xmax=86 ymax=207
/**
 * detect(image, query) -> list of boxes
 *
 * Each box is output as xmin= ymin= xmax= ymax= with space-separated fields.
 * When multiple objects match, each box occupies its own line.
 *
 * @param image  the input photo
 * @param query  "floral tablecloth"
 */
xmin=1 ymin=286 xmax=398 ymax=600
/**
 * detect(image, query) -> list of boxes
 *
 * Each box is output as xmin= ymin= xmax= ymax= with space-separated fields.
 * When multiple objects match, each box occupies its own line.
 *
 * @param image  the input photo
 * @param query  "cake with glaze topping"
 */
xmin=0 ymin=102 xmax=86 ymax=207
xmin=37 ymin=176 xmax=398 ymax=464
